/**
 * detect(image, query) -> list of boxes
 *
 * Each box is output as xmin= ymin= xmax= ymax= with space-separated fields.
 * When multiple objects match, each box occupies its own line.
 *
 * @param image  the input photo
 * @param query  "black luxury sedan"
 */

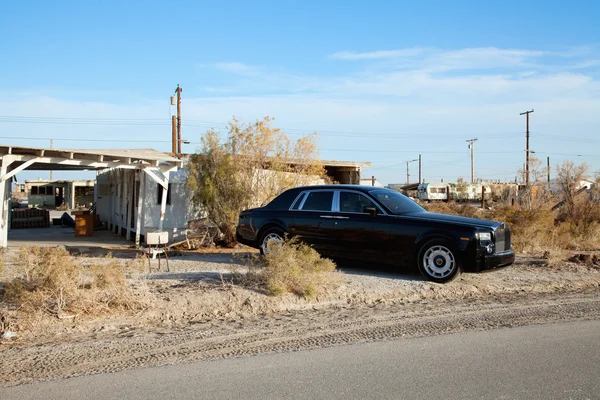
xmin=236 ymin=185 xmax=514 ymax=283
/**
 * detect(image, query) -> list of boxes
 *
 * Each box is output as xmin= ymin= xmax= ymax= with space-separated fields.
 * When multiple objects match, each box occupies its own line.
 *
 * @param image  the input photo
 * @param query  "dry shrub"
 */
xmin=243 ymin=238 xmax=338 ymax=298
xmin=489 ymin=206 xmax=556 ymax=254
xmin=1 ymin=246 xmax=148 ymax=319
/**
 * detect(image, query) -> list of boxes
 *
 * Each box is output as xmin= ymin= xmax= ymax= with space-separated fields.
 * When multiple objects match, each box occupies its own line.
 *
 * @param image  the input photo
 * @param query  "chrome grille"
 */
xmin=494 ymin=224 xmax=511 ymax=252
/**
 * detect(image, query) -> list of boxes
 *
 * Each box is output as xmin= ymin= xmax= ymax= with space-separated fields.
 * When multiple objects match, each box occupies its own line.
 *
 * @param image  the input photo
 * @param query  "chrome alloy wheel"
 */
xmin=261 ymin=232 xmax=283 ymax=255
xmin=422 ymin=245 xmax=456 ymax=279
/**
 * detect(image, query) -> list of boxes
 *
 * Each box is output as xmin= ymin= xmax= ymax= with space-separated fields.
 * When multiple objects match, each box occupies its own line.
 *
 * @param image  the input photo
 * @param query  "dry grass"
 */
xmin=424 ymin=201 xmax=483 ymax=219
xmin=0 ymin=247 xmax=150 ymax=324
xmin=240 ymin=238 xmax=339 ymax=298
xmin=423 ymin=199 xmax=600 ymax=265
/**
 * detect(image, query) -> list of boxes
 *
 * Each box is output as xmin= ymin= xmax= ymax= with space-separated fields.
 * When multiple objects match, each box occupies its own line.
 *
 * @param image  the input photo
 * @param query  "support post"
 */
xmin=158 ymin=176 xmax=169 ymax=231
xmin=71 ymin=182 xmax=75 ymax=208
xmin=109 ymin=173 xmax=115 ymax=231
xmin=135 ymin=169 xmax=145 ymax=247
xmin=126 ymin=170 xmax=134 ymax=241
xmin=114 ymin=170 xmax=121 ymax=233
xmin=120 ymin=169 xmax=127 ymax=236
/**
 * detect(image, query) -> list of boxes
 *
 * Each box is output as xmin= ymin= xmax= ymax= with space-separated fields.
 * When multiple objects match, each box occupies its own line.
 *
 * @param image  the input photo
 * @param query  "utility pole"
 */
xmin=175 ymin=85 xmax=182 ymax=155
xmin=520 ymin=109 xmax=534 ymax=185
xmin=405 ymin=159 xmax=418 ymax=185
xmin=171 ymin=115 xmax=177 ymax=154
xmin=466 ymin=138 xmax=478 ymax=183
xmin=49 ymin=139 xmax=53 ymax=181
xmin=418 ymin=154 xmax=422 ymax=184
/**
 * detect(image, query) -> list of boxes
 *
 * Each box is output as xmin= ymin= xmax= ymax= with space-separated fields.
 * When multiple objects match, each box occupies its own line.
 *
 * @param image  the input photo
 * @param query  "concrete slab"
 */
xmin=8 ymin=226 xmax=132 ymax=250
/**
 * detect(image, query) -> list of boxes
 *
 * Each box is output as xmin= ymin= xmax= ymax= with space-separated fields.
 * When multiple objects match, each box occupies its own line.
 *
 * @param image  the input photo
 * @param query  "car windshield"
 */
xmin=368 ymin=189 xmax=425 ymax=215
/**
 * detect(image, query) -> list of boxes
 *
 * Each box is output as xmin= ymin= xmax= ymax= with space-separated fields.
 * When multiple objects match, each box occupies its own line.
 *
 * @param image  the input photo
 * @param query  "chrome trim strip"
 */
xmin=289 ymin=191 xmax=307 ymax=211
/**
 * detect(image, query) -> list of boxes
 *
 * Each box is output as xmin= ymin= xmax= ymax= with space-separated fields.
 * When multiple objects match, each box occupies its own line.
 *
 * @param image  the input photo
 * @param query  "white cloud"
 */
xmin=329 ymin=46 xmax=596 ymax=73
xmin=214 ymin=62 xmax=258 ymax=76
xmin=329 ymin=48 xmax=426 ymax=60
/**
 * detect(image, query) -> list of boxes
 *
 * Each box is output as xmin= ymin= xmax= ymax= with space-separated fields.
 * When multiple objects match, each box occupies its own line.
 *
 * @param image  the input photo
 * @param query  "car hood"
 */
xmin=402 ymin=211 xmax=500 ymax=229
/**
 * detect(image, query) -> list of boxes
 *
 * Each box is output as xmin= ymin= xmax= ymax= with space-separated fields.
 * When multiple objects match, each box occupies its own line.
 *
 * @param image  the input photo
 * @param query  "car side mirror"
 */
xmin=364 ymin=207 xmax=377 ymax=217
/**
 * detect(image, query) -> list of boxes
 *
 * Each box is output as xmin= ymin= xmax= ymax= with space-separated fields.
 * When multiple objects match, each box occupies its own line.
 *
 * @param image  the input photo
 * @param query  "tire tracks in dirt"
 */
xmin=1 ymin=292 xmax=599 ymax=387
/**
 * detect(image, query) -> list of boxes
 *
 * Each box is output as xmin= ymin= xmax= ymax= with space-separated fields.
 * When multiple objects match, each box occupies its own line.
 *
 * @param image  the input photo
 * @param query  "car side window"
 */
xmin=339 ymin=192 xmax=380 ymax=214
xmin=300 ymin=191 xmax=334 ymax=212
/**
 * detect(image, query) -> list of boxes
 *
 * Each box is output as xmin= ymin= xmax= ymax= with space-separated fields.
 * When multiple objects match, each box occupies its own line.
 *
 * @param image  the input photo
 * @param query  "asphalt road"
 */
xmin=2 ymin=319 xmax=599 ymax=400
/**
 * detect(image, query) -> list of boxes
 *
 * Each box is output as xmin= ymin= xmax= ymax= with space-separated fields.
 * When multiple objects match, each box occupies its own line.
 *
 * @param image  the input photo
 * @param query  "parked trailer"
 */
xmin=417 ymin=182 xmax=449 ymax=201
xmin=418 ymin=182 xmax=493 ymax=202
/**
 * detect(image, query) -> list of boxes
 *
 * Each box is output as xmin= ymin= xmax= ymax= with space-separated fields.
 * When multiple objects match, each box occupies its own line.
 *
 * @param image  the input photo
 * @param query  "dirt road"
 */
xmin=1 ymin=290 xmax=599 ymax=387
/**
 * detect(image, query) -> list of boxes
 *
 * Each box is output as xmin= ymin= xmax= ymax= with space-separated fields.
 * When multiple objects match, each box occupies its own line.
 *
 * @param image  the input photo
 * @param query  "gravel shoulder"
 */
xmin=1 ymin=251 xmax=599 ymax=387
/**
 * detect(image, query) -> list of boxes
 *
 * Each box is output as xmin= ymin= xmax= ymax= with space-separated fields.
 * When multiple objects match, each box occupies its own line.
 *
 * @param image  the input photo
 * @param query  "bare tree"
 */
xmin=517 ymin=156 xmax=551 ymax=209
xmin=555 ymin=161 xmax=589 ymax=214
xmin=186 ymin=117 xmax=326 ymax=245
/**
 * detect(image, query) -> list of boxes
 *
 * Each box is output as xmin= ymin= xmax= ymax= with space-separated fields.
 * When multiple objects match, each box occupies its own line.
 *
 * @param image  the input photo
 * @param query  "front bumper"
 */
xmin=479 ymin=249 xmax=515 ymax=271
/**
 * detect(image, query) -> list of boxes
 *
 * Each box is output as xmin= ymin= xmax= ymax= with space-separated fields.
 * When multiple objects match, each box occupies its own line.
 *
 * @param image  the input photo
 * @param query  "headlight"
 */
xmin=478 ymin=232 xmax=492 ymax=241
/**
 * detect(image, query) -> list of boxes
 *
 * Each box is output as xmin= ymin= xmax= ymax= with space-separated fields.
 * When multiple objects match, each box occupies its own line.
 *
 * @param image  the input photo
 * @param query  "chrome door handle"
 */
xmin=334 ymin=216 xmax=349 ymax=219
xmin=320 ymin=215 xmax=334 ymax=219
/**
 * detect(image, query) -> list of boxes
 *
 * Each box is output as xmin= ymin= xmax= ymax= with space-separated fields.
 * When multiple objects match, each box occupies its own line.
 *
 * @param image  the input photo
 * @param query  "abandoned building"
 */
xmin=0 ymin=144 xmax=370 ymax=248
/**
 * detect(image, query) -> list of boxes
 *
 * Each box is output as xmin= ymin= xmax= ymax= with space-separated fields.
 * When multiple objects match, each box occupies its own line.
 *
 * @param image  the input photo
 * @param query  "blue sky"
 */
xmin=1 ymin=0 xmax=599 ymax=184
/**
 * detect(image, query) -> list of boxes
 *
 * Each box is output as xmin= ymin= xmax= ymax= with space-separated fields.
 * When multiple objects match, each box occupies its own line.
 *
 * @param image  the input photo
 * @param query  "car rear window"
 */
xmin=301 ymin=191 xmax=334 ymax=211
xmin=265 ymin=189 xmax=302 ymax=209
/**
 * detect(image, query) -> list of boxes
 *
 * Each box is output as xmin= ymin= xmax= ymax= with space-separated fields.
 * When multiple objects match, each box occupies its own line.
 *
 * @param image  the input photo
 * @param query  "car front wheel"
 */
xmin=259 ymin=228 xmax=285 ymax=255
xmin=417 ymin=239 xmax=461 ymax=283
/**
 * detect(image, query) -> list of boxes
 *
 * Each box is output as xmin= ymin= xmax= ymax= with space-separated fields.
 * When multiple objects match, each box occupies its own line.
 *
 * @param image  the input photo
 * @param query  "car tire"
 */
xmin=417 ymin=238 xmax=461 ymax=283
xmin=259 ymin=227 xmax=285 ymax=255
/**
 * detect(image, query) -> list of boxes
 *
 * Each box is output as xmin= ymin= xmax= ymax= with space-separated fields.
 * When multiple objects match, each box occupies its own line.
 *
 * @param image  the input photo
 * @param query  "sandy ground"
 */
xmin=1 ymin=250 xmax=599 ymax=387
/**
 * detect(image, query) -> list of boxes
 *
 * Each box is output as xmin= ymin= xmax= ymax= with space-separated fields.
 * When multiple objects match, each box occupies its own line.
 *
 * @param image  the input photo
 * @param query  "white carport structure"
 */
xmin=0 ymin=145 xmax=182 ymax=248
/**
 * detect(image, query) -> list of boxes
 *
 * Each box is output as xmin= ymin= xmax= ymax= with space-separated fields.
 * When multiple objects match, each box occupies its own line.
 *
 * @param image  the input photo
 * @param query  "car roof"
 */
xmin=291 ymin=184 xmax=388 ymax=192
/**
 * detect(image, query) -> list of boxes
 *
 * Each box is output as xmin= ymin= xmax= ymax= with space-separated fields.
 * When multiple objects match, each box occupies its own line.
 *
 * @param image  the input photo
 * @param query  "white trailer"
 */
xmin=417 ymin=182 xmax=449 ymax=201
xmin=418 ymin=182 xmax=493 ymax=202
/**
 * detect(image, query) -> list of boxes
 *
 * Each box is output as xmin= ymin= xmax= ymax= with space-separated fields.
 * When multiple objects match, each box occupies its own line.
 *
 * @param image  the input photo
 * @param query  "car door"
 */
xmin=288 ymin=190 xmax=337 ymax=256
xmin=332 ymin=190 xmax=392 ymax=263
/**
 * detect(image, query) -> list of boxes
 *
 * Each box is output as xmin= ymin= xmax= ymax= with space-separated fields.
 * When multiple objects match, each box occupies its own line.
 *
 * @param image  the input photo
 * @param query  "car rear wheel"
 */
xmin=259 ymin=228 xmax=285 ymax=255
xmin=417 ymin=239 xmax=460 ymax=283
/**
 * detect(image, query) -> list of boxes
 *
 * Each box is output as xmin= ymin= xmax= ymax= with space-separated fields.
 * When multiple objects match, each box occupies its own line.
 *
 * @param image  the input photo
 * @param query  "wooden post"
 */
xmin=126 ymin=170 xmax=134 ymax=241
xmin=135 ymin=170 xmax=145 ymax=247
xmin=481 ymin=186 xmax=486 ymax=209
